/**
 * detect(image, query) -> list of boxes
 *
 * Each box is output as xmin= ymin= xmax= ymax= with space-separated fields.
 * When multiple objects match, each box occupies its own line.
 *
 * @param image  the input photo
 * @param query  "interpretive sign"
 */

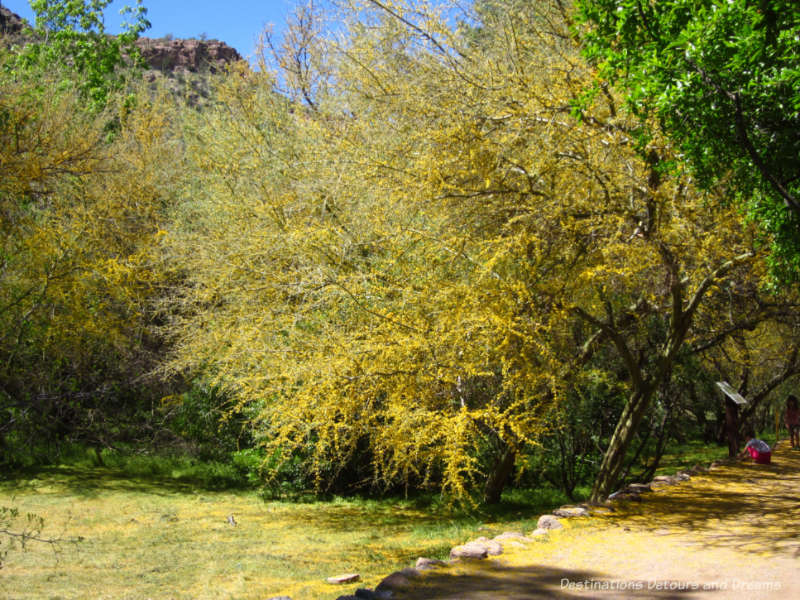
xmin=716 ymin=381 xmax=748 ymax=405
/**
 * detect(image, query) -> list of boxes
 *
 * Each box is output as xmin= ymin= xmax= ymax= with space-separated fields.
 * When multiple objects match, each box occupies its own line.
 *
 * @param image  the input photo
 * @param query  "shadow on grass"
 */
xmin=0 ymin=463 xmax=253 ymax=498
xmin=393 ymin=564 xmax=721 ymax=599
xmin=272 ymin=496 xmax=568 ymax=534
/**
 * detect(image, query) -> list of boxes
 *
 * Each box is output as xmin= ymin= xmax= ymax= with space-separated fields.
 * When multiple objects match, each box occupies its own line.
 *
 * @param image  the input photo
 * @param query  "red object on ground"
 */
xmin=747 ymin=446 xmax=771 ymax=464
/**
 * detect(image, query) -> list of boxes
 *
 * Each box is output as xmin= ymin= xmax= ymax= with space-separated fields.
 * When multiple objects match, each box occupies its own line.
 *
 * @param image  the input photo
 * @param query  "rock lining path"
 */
xmin=338 ymin=441 xmax=800 ymax=599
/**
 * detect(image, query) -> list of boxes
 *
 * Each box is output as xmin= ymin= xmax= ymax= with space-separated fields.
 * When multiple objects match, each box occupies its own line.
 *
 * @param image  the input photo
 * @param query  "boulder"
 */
xmin=536 ymin=514 xmax=563 ymax=530
xmin=463 ymin=537 xmax=503 ymax=554
xmin=375 ymin=568 xmax=420 ymax=592
xmin=483 ymin=540 xmax=504 ymax=556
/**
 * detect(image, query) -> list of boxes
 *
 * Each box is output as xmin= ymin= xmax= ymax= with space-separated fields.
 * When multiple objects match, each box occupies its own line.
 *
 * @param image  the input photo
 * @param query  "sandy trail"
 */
xmin=392 ymin=442 xmax=800 ymax=599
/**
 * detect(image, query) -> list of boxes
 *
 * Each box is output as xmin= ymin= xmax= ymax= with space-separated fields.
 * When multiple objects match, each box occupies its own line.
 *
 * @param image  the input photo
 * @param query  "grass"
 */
xmin=645 ymin=440 xmax=730 ymax=477
xmin=0 ymin=436 xmax=740 ymax=599
xmin=0 ymin=461 xmax=574 ymax=600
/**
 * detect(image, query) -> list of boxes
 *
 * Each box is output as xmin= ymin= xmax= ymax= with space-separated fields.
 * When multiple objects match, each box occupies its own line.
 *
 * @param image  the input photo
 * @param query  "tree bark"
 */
xmin=483 ymin=444 xmax=516 ymax=504
xmin=590 ymin=387 xmax=653 ymax=501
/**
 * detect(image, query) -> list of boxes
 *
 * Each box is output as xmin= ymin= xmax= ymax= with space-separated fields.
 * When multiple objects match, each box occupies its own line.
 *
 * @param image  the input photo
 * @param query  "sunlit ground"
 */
xmin=395 ymin=442 xmax=800 ymax=599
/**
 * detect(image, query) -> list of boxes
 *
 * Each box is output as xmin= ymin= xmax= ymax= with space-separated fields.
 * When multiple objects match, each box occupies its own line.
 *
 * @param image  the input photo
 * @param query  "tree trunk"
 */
xmin=483 ymin=445 xmax=516 ymax=504
xmin=590 ymin=387 xmax=653 ymax=502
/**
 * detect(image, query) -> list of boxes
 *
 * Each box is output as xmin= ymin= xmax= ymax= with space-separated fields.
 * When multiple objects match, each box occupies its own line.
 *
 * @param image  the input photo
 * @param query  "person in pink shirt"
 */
xmin=739 ymin=428 xmax=771 ymax=464
xmin=785 ymin=394 xmax=799 ymax=449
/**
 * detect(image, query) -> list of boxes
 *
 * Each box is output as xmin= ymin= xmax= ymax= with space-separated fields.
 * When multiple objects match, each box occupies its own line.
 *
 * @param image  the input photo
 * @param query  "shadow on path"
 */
xmin=394 ymin=563 xmax=724 ymax=599
xmin=386 ymin=443 xmax=800 ymax=599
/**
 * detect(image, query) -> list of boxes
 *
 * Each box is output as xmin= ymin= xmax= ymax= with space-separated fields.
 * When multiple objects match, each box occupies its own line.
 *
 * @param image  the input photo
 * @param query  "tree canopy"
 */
xmin=12 ymin=0 xmax=150 ymax=110
xmin=158 ymin=0 xmax=796 ymax=502
xmin=576 ymin=0 xmax=800 ymax=283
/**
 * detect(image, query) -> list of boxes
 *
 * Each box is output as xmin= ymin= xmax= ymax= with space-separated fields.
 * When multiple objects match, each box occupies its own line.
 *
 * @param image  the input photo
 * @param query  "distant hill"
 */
xmin=0 ymin=4 xmax=242 ymax=75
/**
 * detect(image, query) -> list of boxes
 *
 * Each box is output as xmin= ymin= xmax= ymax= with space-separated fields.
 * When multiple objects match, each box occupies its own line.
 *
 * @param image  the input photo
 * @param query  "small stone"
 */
xmin=415 ymin=557 xmax=447 ymax=570
xmin=326 ymin=574 xmax=360 ymax=585
xmin=267 ymin=597 xmax=292 ymax=600
xmin=531 ymin=527 xmax=549 ymax=536
xmin=483 ymin=540 xmax=503 ymax=556
xmin=674 ymin=471 xmax=691 ymax=481
xmin=553 ymin=506 xmax=590 ymax=518
xmin=652 ymin=475 xmax=677 ymax=485
xmin=608 ymin=490 xmax=641 ymax=501
xmin=493 ymin=531 xmax=532 ymax=542
xmin=536 ymin=514 xmax=563 ymax=530
xmin=450 ymin=543 xmax=489 ymax=559
xmin=626 ymin=483 xmax=652 ymax=494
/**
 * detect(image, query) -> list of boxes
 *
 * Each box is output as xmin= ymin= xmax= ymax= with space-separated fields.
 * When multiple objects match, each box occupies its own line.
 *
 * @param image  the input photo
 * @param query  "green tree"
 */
xmin=14 ymin=0 xmax=150 ymax=110
xmin=576 ymin=0 xmax=800 ymax=282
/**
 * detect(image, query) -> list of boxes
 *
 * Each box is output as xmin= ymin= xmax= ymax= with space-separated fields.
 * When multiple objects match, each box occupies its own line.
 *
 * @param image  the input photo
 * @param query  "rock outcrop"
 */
xmin=0 ymin=5 xmax=25 ymax=35
xmin=0 ymin=8 xmax=241 ymax=76
xmin=135 ymin=36 xmax=242 ymax=74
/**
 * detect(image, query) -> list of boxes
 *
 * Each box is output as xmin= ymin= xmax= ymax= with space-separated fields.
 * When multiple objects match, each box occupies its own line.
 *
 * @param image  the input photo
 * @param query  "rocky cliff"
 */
xmin=0 ymin=5 xmax=242 ymax=74
xmin=135 ymin=37 xmax=242 ymax=74
xmin=0 ymin=4 xmax=26 ymax=42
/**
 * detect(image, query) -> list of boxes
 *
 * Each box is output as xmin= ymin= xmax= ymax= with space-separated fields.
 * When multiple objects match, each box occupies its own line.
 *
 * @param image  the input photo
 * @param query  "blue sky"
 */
xmin=3 ymin=0 xmax=303 ymax=59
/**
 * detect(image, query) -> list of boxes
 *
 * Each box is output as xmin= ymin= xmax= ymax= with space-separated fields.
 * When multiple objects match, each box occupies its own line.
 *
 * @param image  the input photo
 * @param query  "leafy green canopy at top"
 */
xmin=11 ymin=0 xmax=150 ymax=110
xmin=576 ymin=0 xmax=800 ymax=283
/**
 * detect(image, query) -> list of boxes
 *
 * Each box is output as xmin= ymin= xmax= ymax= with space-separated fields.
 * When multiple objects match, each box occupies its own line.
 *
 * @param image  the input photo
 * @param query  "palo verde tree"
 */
xmin=575 ymin=0 xmax=800 ymax=283
xmin=0 ymin=34 xmax=180 ymax=458
xmin=163 ymin=0 xmax=779 ymax=503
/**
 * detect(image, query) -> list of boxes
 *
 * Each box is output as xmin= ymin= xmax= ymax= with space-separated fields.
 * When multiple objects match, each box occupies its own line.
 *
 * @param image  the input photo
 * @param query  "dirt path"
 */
xmin=392 ymin=442 xmax=800 ymax=599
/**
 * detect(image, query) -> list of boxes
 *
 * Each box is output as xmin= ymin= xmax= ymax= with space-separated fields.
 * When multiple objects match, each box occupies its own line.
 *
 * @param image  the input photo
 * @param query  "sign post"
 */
xmin=716 ymin=381 xmax=748 ymax=457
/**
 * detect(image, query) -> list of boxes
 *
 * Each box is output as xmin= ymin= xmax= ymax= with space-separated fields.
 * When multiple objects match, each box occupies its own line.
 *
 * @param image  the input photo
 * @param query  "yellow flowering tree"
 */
xmin=0 ymin=63 xmax=181 ymax=455
xmin=163 ymin=0 xmax=783 ymax=502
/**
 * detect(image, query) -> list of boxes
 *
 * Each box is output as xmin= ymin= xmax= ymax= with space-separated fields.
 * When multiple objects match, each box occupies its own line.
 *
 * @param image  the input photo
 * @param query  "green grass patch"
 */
xmin=650 ymin=440 xmax=730 ymax=476
xmin=6 ymin=444 xmax=257 ymax=491
xmin=0 ymin=466 xmax=568 ymax=599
